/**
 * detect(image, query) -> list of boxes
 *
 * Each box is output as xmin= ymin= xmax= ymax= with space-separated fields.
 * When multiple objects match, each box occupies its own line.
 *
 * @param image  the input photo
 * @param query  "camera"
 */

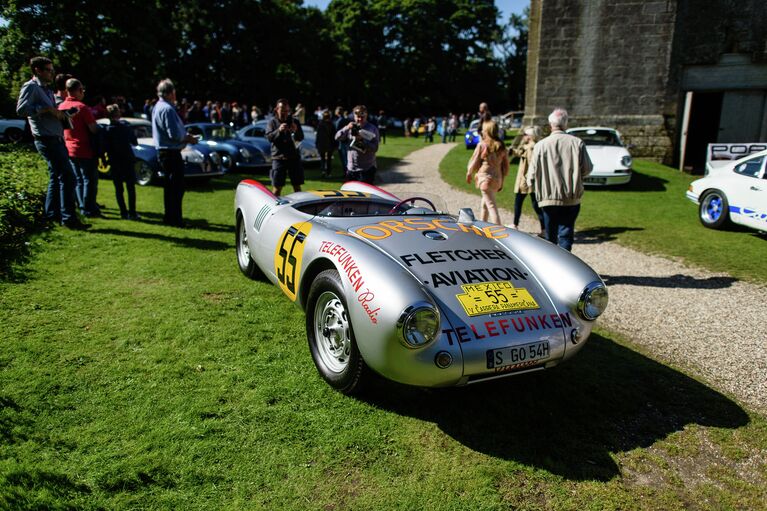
xmin=350 ymin=123 xmax=361 ymax=137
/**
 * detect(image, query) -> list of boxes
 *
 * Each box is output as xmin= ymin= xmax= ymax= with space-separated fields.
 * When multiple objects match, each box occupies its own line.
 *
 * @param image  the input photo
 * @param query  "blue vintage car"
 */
xmin=464 ymin=119 xmax=481 ymax=149
xmin=185 ymin=122 xmax=271 ymax=171
xmin=96 ymin=118 xmax=224 ymax=186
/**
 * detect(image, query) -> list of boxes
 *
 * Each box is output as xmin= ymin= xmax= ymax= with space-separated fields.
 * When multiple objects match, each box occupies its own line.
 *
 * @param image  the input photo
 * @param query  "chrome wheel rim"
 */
xmin=136 ymin=162 xmax=153 ymax=185
xmin=702 ymin=193 xmax=723 ymax=223
xmin=237 ymin=219 xmax=250 ymax=268
xmin=313 ymin=291 xmax=350 ymax=373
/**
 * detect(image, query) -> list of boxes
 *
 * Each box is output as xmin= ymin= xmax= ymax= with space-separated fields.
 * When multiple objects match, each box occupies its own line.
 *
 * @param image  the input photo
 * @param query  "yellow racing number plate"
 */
xmin=456 ymin=281 xmax=539 ymax=317
xmin=274 ymin=222 xmax=312 ymax=301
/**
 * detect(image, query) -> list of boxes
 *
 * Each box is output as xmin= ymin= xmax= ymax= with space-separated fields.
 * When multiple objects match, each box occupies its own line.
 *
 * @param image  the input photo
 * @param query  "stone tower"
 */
xmin=524 ymin=0 xmax=767 ymax=170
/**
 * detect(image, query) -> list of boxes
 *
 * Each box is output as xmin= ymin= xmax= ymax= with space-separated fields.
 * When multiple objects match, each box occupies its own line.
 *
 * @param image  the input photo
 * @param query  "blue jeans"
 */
xmin=34 ymin=136 xmax=76 ymax=223
xmin=71 ymin=157 xmax=99 ymax=216
xmin=542 ymin=204 xmax=581 ymax=252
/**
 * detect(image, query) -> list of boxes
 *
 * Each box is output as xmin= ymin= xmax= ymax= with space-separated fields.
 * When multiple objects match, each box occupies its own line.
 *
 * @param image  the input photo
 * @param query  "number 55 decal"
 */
xmin=275 ymin=222 xmax=312 ymax=301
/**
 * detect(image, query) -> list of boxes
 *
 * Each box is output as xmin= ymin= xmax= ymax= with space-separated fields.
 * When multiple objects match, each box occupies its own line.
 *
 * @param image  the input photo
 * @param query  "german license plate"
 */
xmin=585 ymin=177 xmax=606 ymax=184
xmin=456 ymin=281 xmax=539 ymax=317
xmin=486 ymin=341 xmax=550 ymax=369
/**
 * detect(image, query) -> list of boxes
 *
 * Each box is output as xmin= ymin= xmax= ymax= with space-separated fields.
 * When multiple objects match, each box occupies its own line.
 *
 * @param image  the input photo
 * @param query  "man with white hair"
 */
xmin=526 ymin=108 xmax=592 ymax=251
xmin=151 ymin=78 xmax=197 ymax=227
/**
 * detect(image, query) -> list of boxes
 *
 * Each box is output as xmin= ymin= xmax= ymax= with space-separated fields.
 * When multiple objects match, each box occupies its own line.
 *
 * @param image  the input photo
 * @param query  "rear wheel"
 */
xmin=699 ymin=189 xmax=730 ymax=229
xmin=5 ymin=127 xmax=23 ymax=143
xmin=236 ymin=211 xmax=263 ymax=279
xmin=306 ymin=270 xmax=369 ymax=395
xmin=135 ymin=161 xmax=155 ymax=186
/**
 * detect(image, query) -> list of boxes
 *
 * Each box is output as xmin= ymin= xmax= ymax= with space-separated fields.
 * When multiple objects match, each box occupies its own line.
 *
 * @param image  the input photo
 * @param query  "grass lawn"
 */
xmin=440 ymin=144 xmax=767 ymax=284
xmin=2 ymin=136 xmax=766 ymax=509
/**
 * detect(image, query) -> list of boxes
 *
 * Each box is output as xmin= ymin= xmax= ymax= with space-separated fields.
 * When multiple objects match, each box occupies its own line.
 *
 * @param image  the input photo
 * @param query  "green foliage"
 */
xmin=440 ymin=144 xmax=767 ymax=283
xmin=0 ymin=144 xmax=48 ymax=274
xmin=0 ymin=0 xmax=525 ymax=117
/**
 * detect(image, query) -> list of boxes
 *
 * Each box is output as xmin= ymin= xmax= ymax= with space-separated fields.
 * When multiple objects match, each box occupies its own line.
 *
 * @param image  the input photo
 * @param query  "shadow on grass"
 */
xmin=586 ymin=169 xmax=668 ymax=192
xmin=128 ymin=211 xmax=233 ymax=233
xmin=602 ymin=273 xmax=737 ymax=289
xmin=361 ymin=334 xmax=748 ymax=482
xmin=90 ymin=228 xmax=230 ymax=251
xmin=576 ymin=226 xmax=644 ymax=244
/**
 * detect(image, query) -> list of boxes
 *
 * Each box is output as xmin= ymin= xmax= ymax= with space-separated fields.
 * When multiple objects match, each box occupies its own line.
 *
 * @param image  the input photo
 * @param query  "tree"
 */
xmin=495 ymin=8 xmax=528 ymax=110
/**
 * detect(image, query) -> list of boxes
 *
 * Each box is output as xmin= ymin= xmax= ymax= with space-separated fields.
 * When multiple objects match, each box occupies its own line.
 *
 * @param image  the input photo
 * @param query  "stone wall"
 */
xmin=525 ymin=0 xmax=678 ymax=163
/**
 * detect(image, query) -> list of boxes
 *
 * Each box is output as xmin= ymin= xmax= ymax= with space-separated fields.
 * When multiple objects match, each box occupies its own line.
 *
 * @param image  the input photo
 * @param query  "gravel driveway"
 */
xmin=377 ymin=143 xmax=767 ymax=414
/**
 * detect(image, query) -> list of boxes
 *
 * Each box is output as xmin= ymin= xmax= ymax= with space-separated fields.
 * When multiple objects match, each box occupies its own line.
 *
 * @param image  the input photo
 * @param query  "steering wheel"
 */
xmin=388 ymin=196 xmax=436 ymax=215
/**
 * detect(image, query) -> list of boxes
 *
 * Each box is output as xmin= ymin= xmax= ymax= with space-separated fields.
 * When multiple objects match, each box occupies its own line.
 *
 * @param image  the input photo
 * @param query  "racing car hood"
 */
xmin=340 ymin=217 xmax=571 ymax=379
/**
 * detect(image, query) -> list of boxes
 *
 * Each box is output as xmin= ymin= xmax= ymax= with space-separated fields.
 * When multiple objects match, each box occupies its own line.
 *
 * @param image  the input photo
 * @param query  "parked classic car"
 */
xmin=464 ymin=118 xmax=506 ymax=149
xmin=239 ymin=120 xmax=320 ymax=164
xmin=0 ymin=118 xmax=28 ymax=143
xmin=185 ymin=122 xmax=271 ymax=171
xmin=235 ymin=180 xmax=608 ymax=394
xmin=566 ymin=127 xmax=633 ymax=186
xmin=96 ymin=118 xmax=223 ymax=186
xmin=686 ymin=149 xmax=767 ymax=232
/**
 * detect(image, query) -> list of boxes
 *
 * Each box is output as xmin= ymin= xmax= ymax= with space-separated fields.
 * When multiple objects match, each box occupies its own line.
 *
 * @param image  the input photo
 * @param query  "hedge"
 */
xmin=0 ymin=144 xmax=48 ymax=274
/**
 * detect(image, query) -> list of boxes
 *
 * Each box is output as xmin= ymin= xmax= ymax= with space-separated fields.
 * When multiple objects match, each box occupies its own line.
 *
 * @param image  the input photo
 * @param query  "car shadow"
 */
xmin=358 ymin=333 xmax=749 ymax=482
xmin=575 ymin=226 xmax=644 ymax=244
xmin=123 ymin=212 xmax=233 ymax=233
xmin=90 ymin=228 xmax=230 ymax=251
xmin=589 ymin=169 xmax=668 ymax=192
xmin=601 ymin=273 xmax=738 ymax=289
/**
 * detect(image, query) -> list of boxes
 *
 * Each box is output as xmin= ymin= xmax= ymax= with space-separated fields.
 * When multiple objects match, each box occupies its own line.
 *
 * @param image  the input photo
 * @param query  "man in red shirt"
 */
xmin=59 ymin=78 xmax=101 ymax=217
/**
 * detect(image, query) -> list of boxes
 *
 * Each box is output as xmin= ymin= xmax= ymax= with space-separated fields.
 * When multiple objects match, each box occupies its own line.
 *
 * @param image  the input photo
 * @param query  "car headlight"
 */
xmin=209 ymin=152 xmax=221 ymax=165
xmin=397 ymin=303 xmax=440 ymax=348
xmin=185 ymin=149 xmax=204 ymax=164
xmin=239 ymin=147 xmax=252 ymax=159
xmin=620 ymin=155 xmax=632 ymax=167
xmin=577 ymin=282 xmax=608 ymax=321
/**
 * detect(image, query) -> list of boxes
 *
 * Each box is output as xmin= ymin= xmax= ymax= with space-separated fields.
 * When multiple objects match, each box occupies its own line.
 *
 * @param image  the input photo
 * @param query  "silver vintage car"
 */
xmin=235 ymin=180 xmax=608 ymax=394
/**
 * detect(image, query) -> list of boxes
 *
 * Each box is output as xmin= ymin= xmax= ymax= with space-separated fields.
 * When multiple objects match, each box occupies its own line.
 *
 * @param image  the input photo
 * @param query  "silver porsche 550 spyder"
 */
xmin=235 ymin=180 xmax=608 ymax=394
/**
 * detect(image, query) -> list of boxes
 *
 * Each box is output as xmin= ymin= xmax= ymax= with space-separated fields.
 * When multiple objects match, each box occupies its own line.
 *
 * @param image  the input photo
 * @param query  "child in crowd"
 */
xmin=104 ymin=104 xmax=140 ymax=219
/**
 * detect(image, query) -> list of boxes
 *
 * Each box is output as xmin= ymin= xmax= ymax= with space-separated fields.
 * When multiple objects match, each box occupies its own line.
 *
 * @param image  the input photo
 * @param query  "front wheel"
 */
xmin=5 ymin=127 xmax=23 ymax=143
xmin=236 ymin=211 xmax=263 ymax=279
xmin=135 ymin=161 xmax=155 ymax=186
xmin=699 ymin=189 xmax=729 ymax=229
xmin=306 ymin=270 xmax=369 ymax=394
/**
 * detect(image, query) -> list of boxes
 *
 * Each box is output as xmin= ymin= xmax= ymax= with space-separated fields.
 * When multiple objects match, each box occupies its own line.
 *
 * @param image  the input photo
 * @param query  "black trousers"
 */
xmin=158 ymin=150 xmax=185 ymax=225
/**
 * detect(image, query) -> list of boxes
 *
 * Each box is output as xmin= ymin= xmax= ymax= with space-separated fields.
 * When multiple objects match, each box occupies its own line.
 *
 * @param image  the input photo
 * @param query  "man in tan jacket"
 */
xmin=527 ymin=108 xmax=592 ymax=251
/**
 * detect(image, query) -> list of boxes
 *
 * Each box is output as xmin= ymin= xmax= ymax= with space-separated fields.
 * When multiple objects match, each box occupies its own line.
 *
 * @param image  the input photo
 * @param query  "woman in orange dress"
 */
xmin=465 ymin=120 xmax=509 ymax=224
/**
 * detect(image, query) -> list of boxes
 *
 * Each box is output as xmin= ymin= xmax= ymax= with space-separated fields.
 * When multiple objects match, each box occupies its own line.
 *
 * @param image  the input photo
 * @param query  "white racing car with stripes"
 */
xmin=235 ymin=180 xmax=608 ymax=394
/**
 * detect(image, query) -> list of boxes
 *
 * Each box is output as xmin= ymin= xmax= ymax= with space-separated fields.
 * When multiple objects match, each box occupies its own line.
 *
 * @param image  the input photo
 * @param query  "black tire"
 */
xmin=5 ymin=127 xmax=23 ymax=143
xmin=306 ymin=269 xmax=369 ymax=395
xmin=699 ymin=189 xmax=730 ymax=229
xmin=135 ymin=161 xmax=155 ymax=186
xmin=235 ymin=211 xmax=263 ymax=279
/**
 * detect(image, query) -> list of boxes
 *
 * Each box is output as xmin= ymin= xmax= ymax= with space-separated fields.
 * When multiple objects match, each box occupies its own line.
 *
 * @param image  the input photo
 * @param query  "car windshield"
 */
xmin=296 ymin=192 xmax=449 ymax=217
xmin=570 ymin=129 xmax=622 ymax=146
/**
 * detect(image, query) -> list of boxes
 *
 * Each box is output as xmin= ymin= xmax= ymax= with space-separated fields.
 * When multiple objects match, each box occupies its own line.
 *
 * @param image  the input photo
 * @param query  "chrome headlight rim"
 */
xmin=209 ymin=152 xmax=222 ymax=165
xmin=620 ymin=154 xmax=632 ymax=168
xmin=397 ymin=302 xmax=440 ymax=349
xmin=577 ymin=282 xmax=609 ymax=321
